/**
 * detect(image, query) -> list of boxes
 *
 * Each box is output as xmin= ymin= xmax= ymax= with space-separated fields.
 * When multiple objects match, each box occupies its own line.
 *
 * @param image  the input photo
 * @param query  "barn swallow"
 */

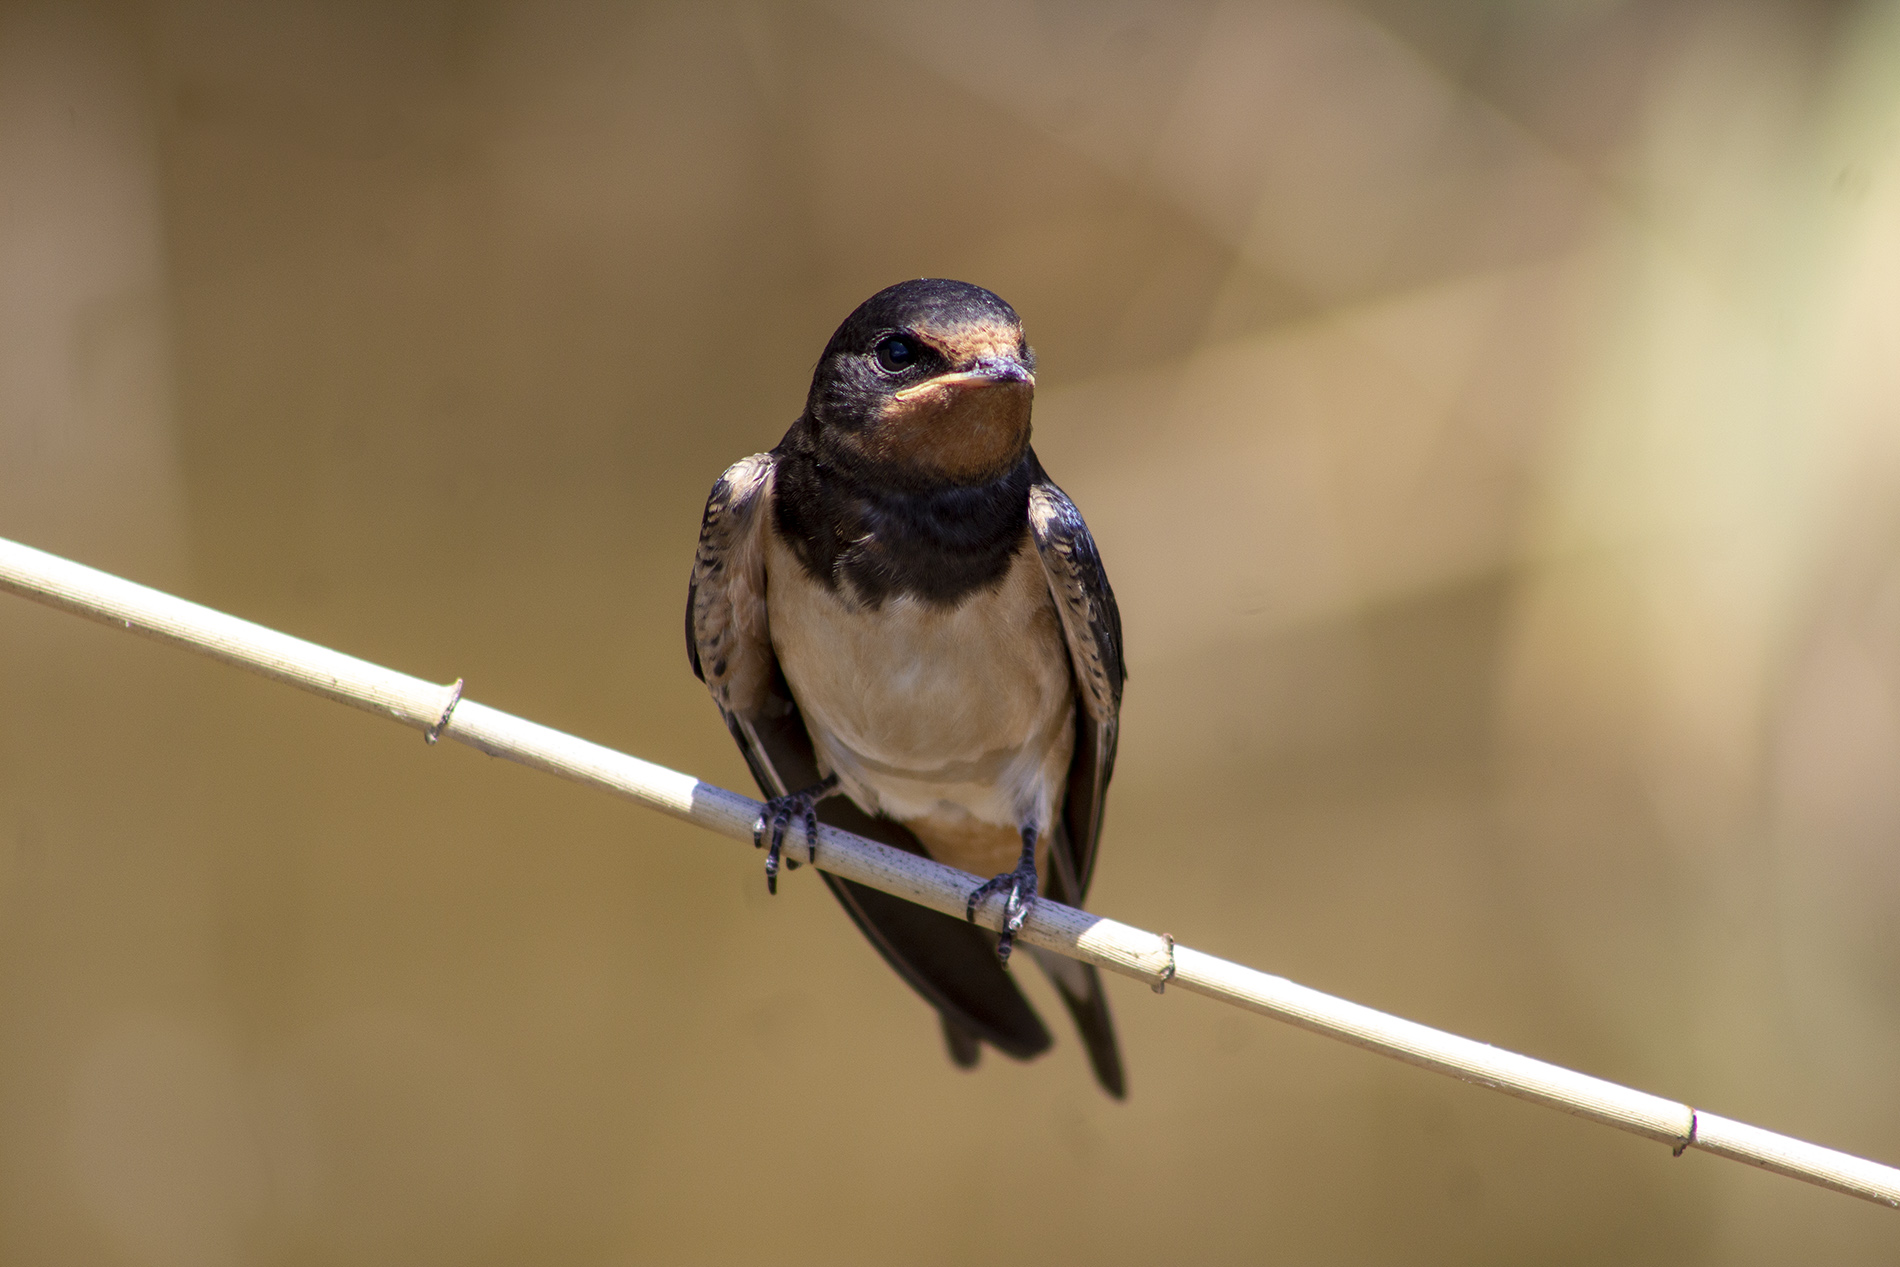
xmin=687 ymin=279 xmax=1125 ymax=1097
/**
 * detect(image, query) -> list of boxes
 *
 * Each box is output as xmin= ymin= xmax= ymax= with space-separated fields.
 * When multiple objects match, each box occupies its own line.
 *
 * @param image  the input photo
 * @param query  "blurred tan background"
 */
xmin=4 ymin=0 xmax=1900 ymax=1261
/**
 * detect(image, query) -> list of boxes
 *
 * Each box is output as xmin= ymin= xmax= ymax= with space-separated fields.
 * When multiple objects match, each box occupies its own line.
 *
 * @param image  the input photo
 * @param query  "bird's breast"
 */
xmin=764 ymin=527 xmax=1074 ymax=863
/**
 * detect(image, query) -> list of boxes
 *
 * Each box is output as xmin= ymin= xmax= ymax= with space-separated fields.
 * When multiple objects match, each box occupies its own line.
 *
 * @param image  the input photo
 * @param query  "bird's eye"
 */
xmin=875 ymin=335 xmax=919 ymax=373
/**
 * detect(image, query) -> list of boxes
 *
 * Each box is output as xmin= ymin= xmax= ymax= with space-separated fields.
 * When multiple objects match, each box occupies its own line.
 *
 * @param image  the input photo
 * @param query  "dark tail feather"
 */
xmin=1041 ymin=954 xmax=1126 ymax=1099
xmin=820 ymin=872 xmax=1051 ymax=1060
xmin=1038 ymin=825 xmax=1127 ymax=1099
xmin=941 ymin=1014 xmax=982 ymax=1069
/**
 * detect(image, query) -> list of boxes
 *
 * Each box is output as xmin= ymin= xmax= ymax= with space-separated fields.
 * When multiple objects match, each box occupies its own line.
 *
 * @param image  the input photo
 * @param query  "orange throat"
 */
xmin=863 ymin=379 xmax=1032 ymax=483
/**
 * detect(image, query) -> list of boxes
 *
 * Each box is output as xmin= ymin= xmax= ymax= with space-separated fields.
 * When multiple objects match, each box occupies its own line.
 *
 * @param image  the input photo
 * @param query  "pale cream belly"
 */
xmin=902 ymin=810 xmax=1052 ymax=885
xmin=765 ymin=534 xmax=1075 ymax=878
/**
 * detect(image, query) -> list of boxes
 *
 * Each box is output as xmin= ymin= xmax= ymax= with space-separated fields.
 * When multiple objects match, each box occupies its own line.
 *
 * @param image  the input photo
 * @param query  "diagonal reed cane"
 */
xmin=2 ymin=533 xmax=1896 ymax=1208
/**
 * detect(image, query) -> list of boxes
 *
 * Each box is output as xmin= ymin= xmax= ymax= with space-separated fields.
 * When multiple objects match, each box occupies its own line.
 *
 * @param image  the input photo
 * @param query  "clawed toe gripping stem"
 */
xmin=753 ymin=773 xmax=839 ymax=895
xmin=965 ymin=826 xmax=1040 ymax=963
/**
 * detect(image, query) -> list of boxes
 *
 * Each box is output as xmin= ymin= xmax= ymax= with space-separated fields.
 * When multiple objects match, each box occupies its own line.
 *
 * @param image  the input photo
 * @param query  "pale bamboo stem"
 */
xmin=2 ymin=534 xmax=1895 ymax=1208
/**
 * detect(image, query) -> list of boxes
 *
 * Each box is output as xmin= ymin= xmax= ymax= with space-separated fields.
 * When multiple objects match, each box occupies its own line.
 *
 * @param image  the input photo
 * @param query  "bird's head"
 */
xmin=804 ymin=279 xmax=1036 ymax=486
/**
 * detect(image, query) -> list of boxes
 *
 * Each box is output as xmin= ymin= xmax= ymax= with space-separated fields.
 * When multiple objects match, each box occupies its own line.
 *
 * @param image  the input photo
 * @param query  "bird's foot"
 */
xmin=965 ymin=827 xmax=1040 ymax=963
xmin=754 ymin=774 xmax=839 ymax=895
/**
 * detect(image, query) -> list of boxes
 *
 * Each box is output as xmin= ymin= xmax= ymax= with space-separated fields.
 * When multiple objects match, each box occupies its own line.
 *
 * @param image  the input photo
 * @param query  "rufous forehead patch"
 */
xmin=922 ymin=316 xmax=1025 ymax=370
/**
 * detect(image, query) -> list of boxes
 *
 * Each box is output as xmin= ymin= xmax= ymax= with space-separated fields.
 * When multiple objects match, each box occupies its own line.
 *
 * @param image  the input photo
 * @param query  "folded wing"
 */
xmin=1026 ymin=472 xmax=1128 ymax=1098
xmin=1027 ymin=475 xmax=1124 ymax=904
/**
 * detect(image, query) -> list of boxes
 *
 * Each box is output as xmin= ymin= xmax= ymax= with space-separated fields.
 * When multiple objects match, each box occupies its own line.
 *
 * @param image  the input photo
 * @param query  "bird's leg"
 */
xmin=754 ymin=773 xmax=840 ymax=895
xmin=965 ymin=825 xmax=1039 ymax=964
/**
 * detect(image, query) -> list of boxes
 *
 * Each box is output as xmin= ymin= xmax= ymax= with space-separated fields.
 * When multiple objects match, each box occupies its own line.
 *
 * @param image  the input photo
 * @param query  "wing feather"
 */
xmin=1027 ymin=477 xmax=1124 ymax=902
xmin=1025 ymin=474 xmax=1128 ymax=1096
xmin=687 ymin=453 xmax=777 ymax=717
